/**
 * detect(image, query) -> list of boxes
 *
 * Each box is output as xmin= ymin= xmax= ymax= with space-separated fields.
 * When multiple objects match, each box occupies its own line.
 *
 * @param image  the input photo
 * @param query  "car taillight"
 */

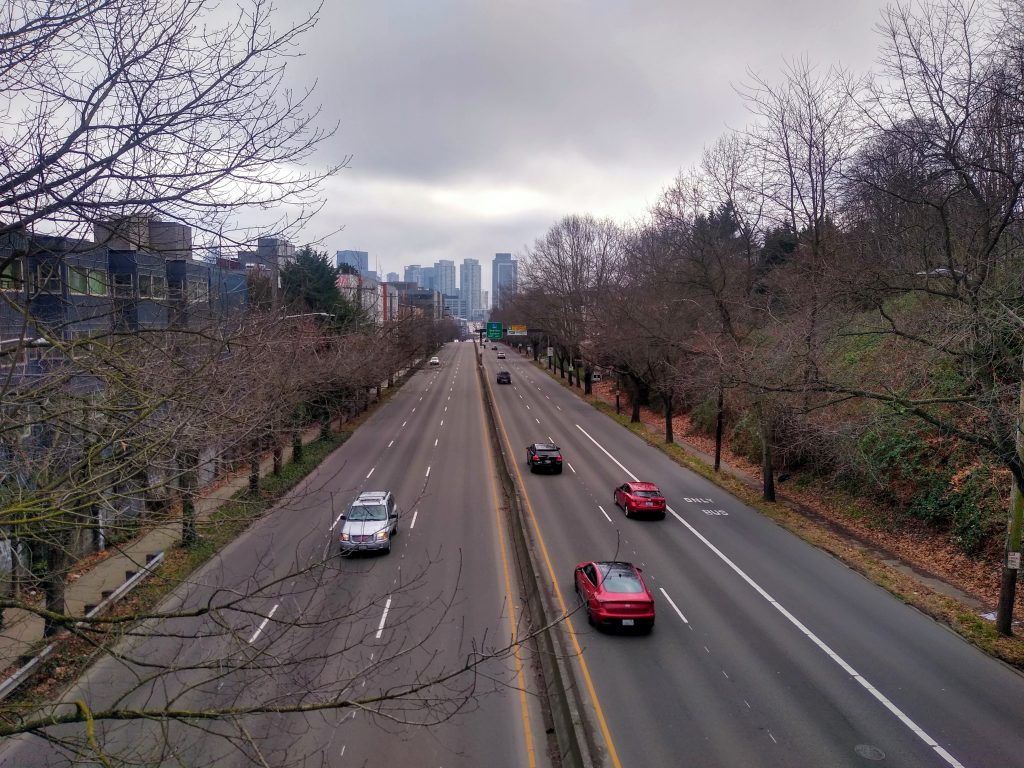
xmin=555 ymin=454 xmax=562 ymax=461
xmin=532 ymin=455 xmax=539 ymax=461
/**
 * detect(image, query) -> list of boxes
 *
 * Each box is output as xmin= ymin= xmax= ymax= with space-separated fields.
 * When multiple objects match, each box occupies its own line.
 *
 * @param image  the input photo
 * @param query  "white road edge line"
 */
xmin=411 ymin=508 xmax=419 ymax=529
xmin=579 ymin=424 xmax=965 ymax=768
xmin=598 ymin=505 xmax=612 ymax=522
xmin=366 ymin=467 xmax=375 ymax=479
xmin=659 ymin=587 xmax=689 ymax=624
xmin=248 ymin=603 xmax=279 ymax=644
xmin=330 ymin=512 xmax=345 ymax=531
xmin=375 ymin=596 xmax=392 ymax=639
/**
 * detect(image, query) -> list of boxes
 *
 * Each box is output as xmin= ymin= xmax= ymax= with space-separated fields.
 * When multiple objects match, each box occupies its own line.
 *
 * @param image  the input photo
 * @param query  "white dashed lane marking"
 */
xmin=247 ymin=603 xmax=279 ymax=644
xmin=660 ymin=588 xmax=690 ymax=625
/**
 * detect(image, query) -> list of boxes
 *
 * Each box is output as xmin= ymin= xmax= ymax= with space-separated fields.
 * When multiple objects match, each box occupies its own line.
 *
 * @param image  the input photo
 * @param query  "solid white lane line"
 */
xmin=659 ymin=588 xmax=689 ymax=624
xmin=248 ymin=603 xmax=279 ymax=644
xmin=566 ymin=461 xmax=576 ymax=473
xmin=576 ymin=426 xmax=965 ymax=768
xmin=576 ymin=424 xmax=638 ymax=481
xmin=411 ymin=508 xmax=419 ymax=528
xmin=375 ymin=597 xmax=392 ymax=639
xmin=387 ymin=440 xmax=394 ymax=448
xmin=598 ymin=505 xmax=612 ymax=522
xmin=425 ymin=465 xmax=431 ymax=477
xmin=366 ymin=467 xmax=375 ymax=479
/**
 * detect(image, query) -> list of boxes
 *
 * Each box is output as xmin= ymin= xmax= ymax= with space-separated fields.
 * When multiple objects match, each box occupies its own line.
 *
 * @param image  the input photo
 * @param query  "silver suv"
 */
xmin=338 ymin=491 xmax=400 ymax=555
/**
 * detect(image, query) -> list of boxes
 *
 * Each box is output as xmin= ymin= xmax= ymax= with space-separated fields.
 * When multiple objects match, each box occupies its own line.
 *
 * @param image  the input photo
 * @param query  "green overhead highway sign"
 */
xmin=486 ymin=322 xmax=503 ymax=340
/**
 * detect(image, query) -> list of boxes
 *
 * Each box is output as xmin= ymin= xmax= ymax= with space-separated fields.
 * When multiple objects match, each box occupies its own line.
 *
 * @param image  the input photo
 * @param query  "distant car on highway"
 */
xmin=526 ymin=442 xmax=562 ymax=474
xmin=497 ymin=351 xmax=506 ymax=359
xmin=338 ymin=491 xmax=400 ymax=555
xmin=496 ymin=371 xmax=511 ymax=384
xmin=491 ymin=345 xmax=498 ymax=350
xmin=613 ymin=481 xmax=666 ymax=519
xmin=574 ymin=560 xmax=655 ymax=632
xmin=429 ymin=356 xmax=440 ymax=366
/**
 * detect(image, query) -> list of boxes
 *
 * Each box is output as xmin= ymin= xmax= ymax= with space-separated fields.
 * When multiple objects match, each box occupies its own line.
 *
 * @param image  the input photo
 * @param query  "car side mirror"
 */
xmin=338 ymin=514 xmax=347 ymax=520
xmin=636 ymin=567 xmax=644 ymax=573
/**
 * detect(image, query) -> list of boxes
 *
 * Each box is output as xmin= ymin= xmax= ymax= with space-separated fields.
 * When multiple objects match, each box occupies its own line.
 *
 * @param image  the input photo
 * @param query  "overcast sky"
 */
xmin=293 ymin=0 xmax=891 ymax=290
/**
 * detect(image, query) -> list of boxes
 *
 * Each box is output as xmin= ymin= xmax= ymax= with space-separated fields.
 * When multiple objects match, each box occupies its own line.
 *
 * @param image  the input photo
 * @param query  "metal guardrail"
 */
xmin=0 ymin=550 xmax=165 ymax=702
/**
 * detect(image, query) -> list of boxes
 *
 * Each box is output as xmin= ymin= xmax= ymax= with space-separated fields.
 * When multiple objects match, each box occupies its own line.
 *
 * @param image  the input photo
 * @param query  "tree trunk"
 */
xmin=273 ymin=444 xmax=283 ymax=475
xmin=249 ymin=456 xmax=260 ymax=495
xmin=584 ymin=368 xmax=592 ymax=395
xmin=292 ymin=430 xmax=303 ymax=463
xmin=559 ymin=357 xmax=565 ymax=378
xmin=760 ymin=403 xmax=775 ymax=502
xmin=665 ymin=393 xmax=674 ymax=444
xmin=42 ymin=530 xmax=71 ymax=637
xmin=179 ymin=452 xmax=199 ymax=548
xmin=714 ymin=382 xmax=724 ymax=472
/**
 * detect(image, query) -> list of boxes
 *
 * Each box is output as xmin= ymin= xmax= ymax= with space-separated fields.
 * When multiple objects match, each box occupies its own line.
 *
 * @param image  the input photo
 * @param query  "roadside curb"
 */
xmin=476 ymin=344 xmax=599 ymax=768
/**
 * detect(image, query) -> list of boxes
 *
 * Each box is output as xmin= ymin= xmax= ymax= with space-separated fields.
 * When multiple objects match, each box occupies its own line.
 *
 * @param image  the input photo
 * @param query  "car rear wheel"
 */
xmin=624 ymin=504 xmax=632 ymax=519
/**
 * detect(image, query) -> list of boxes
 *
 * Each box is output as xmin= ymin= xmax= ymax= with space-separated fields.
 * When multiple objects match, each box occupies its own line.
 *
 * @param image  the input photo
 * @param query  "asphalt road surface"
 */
xmin=485 ymin=343 xmax=1024 ymax=768
xmin=0 ymin=341 xmax=550 ymax=768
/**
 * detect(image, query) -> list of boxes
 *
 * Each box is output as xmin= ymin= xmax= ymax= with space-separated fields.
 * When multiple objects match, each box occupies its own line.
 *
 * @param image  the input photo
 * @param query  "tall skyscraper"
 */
xmin=459 ymin=258 xmax=481 ymax=319
xmin=434 ymin=259 xmax=456 ymax=297
xmin=492 ymin=252 xmax=518 ymax=309
xmin=337 ymin=250 xmax=369 ymax=273
xmin=419 ymin=266 xmax=436 ymax=292
xmin=404 ymin=264 xmax=423 ymax=287
xmin=386 ymin=271 xmax=400 ymax=283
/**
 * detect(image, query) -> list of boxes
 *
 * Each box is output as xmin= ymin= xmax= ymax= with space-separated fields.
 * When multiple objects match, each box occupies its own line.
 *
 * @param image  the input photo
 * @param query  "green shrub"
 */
xmin=689 ymin=395 xmax=718 ymax=436
xmin=730 ymin=412 xmax=763 ymax=464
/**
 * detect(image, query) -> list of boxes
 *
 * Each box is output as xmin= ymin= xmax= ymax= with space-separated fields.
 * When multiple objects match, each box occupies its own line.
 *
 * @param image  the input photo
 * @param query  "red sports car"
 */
xmin=613 ymin=481 xmax=666 ymax=519
xmin=573 ymin=561 xmax=655 ymax=632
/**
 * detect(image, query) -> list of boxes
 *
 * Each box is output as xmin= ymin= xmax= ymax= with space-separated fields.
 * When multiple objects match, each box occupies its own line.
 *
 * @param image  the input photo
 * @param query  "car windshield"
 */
xmin=599 ymin=565 xmax=644 ymax=593
xmin=633 ymin=489 xmax=661 ymax=498
xmin=348 ymin=504 xmax=387 ymax=521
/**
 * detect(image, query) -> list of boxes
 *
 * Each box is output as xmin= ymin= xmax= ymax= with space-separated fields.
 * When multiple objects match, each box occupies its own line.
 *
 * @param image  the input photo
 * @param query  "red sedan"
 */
xmin=574 ymin=561 xmax=655 ymax=632
xmin=613 ymin=481 xmax=666 ymax=519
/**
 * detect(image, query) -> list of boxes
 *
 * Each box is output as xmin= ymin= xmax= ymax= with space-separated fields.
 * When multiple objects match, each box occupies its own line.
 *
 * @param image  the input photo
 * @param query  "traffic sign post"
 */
xmin=486 ymin=322 xmax=503 ymax=340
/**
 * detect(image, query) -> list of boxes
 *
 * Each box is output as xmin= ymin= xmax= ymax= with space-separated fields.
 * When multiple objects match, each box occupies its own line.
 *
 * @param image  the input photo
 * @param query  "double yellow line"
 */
xmin=484 ymin=365 xmax=623 ymax=768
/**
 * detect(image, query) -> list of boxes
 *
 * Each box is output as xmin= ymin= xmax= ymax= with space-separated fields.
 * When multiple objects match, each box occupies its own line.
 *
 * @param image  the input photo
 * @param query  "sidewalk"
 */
xmin=0 ymin=421 xmax=326 ymax=676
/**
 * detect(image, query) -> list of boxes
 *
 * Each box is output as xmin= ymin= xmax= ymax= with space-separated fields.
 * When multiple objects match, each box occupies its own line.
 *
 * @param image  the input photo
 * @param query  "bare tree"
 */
xmin=0 ymin=0 xmax=343 ymax=248
xmin=519 ymin=215 xmax=622 ymax=392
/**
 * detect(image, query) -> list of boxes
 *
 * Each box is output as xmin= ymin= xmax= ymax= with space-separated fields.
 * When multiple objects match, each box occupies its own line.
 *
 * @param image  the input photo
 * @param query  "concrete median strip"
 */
xmin=476 ymin=353 xmax=602 ymax=768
